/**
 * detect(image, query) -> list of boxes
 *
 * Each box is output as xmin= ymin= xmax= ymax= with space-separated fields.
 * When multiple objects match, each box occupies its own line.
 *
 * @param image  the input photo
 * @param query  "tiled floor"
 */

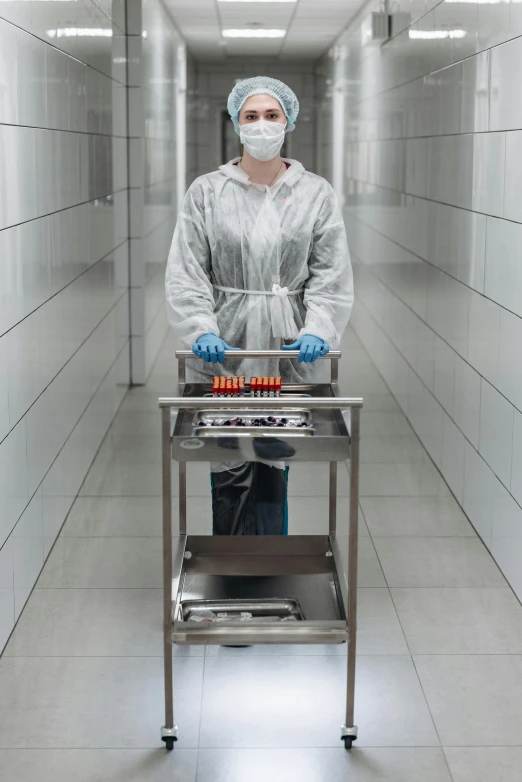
xmin=2 ymin=327 xmax=522 ymax=781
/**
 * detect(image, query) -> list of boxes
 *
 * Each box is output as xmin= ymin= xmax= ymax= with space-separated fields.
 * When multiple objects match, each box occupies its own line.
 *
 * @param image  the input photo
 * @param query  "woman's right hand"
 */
xmin=192 ymin=333 xmax=240 ymax=363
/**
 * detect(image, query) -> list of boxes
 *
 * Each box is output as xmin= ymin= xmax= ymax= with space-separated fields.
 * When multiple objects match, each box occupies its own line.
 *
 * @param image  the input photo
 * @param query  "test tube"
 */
xmin=212 ymin=377 xmax=220 ymax=397
xmin=262 ymin=377 xmax=269 ymax=397
xmin=226 ymin=378 xmax=232 ymax=397
xmin=232 ymin=377 xmax=239 ymax=397
xmin=269 ymin=377 xmax=275 ymax=397
xmin=250 ymin=377 xmax=257 ymax=397
xmin=219 ymin=377 xmax=226 ymax=397
xmin=275 ymin=377 xmax=282 ymax=397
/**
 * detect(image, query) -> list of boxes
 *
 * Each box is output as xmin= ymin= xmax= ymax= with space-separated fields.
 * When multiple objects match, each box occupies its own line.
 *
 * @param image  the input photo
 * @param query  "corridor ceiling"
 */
xmin=164 ymin=0 xmax=362 ymax=60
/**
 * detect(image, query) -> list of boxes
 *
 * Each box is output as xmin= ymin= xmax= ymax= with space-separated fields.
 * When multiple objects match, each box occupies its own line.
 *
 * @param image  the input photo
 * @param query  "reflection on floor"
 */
xmin=2 ymin=327 xmax=522 ymax=782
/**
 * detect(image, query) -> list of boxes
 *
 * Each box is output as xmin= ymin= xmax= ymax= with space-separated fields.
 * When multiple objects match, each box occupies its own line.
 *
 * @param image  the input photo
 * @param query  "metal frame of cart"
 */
xmin=158 ymin=350 xmax=363 ymax=750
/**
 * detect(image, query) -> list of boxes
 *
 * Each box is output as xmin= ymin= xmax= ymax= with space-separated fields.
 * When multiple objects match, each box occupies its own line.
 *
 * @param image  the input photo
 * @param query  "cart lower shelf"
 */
xmin=172 ymin=534 xmax=349 ymax=646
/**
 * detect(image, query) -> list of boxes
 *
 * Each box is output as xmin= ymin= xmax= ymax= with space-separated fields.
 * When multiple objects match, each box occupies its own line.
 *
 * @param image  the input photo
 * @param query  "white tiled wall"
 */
xmin=0 ymin=2 xmax=133 ymax=651
xmin=127 ymin=0 xmax=186 ymax=382
xmin=192 ymin=60 xmax=318 ymax=179
xmin=320 ymin=0 xmax=522 ymax=600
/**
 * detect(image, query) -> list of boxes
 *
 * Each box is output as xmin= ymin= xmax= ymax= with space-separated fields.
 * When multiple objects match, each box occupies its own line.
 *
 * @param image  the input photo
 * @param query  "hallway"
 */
xmin=2 ymin=316 xmax=522 ymax=782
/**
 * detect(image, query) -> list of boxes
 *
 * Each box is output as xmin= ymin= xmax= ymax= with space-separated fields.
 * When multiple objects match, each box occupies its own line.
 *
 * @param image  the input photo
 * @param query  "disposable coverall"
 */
xmin=165 ymin=158 xmax=354 ymax=533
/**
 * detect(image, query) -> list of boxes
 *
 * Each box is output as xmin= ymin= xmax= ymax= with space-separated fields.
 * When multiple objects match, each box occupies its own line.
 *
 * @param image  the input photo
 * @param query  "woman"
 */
xmin=165 ymin=76 xmax=354 ymax=536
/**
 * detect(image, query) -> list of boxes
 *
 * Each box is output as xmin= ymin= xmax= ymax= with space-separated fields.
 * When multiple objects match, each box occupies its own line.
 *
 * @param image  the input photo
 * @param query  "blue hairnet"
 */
xmin=227 ymin=76 xmax=300 ymax=135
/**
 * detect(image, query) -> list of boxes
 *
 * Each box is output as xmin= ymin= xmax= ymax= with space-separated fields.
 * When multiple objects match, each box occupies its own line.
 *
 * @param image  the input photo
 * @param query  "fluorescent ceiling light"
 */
xmin=47 ymin=27 xmax=113 ymax=38
xmin=409 ymin=29 xmax=467 ymax=39
xmin=218 ymin=0 xmax=295 ymax=3
xmin=222 ymin=28 xmax=286 ymax=37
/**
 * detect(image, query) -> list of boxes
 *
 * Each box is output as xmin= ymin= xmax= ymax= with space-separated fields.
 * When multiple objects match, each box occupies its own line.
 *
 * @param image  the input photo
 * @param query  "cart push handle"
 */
xmin=174 ymin=350 xmax=341 ymax=359
xmin=175 ymin=349 xmax=341 ymax=386
xmin=159 ymin=396 xmax=362 ymax=409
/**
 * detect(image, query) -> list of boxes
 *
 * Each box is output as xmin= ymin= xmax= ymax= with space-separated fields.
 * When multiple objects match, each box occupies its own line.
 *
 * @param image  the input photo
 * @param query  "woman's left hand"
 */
xmin=282 ymin=335 xmax=329 ymax=363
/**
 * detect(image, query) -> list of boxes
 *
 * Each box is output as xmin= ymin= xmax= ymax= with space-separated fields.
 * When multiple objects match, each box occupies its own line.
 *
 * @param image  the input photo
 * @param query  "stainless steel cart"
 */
xmin=158 ymin=350 xmax=363 ymax=750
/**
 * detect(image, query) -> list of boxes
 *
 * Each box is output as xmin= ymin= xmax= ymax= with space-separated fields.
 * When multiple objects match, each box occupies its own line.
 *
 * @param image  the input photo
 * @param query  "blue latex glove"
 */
xmin=192 ymin=333 xmax=240 ymax=364
xmin=282 ymin=335 xmax=329 ymax=363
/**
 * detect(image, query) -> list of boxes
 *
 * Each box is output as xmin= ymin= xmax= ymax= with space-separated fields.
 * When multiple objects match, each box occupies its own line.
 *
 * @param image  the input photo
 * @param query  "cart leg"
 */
xmin=342 ymin=406 xmax=360 ymax=750
xmin=161 ymin=407 xmax=178 ymax=750
xmin=179 ymin=462 xmax=187 ymax=535
xmin=329 ymin=462 xmax=337 ymax=535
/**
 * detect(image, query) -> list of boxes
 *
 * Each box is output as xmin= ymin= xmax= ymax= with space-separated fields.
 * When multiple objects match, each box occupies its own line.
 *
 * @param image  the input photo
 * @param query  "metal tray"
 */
xmin=182 ymin=598 xmax=304 ymax=624
xmin=193 ymin=426 xmax=315 ymax=437
xmin=193 ymin=408 xmax=312 ymax=427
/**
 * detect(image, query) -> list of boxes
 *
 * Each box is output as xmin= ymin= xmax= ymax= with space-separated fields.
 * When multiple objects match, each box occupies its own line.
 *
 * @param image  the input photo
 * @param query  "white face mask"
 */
xmin=239 ymin=120 xmax=286 ymax=162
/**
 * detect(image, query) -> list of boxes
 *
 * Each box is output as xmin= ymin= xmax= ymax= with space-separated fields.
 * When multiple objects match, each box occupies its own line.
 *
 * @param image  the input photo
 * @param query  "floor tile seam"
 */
xmin=412 ymin=653 xmax=522 ymax=658
xmin=1 ymin=652 xmax=417 ymax=660
xmin=32 ymin=586 xmax=165 ymax=590
xmin=388 ymin=585 xmax=512 ymax=590
xmin=395 ymin=652 xmax=522 ymax=656
xmin=383 ymin=583 xmax=509 ymax=589
xmin=1 ymin=654 xmax=168 ymax=659
xmin=371 ymin=534 xmax=481 ymax=540
xmin=409 ymin=653 xmax=447 ymax=751
xmin=440 ymin=743 xmax=458 ymax=782
xmin=366 ymin=534 xmax=417 ymax=667
xmin=368 ymin=534 xmax=478 ymax=538
xmin=78 ymin=496 xmax=359 ymax=500
xmin=441 ymin=744 xmax=522 ymax=749
xmin=0 ymin=742 xmax=460 ymax=752
xmin=203 ymin=653 xmax=414 ymax=660
xmin=54 ymin=535 xmax=165 ymax=539
xmin=0 ymin=744 xmax=492 ymax=751
xmin=0 ymin=746 xmax=198 ymax=753
xmin=358 ymin=493 xmax=455 ymax=498
xmin=34 ymin=587 xmax=163 ymax=590
xmin=195 ymin=655 xmax=207 ymax=750
xmin=183 ymin=742 xmax=446 ymax=752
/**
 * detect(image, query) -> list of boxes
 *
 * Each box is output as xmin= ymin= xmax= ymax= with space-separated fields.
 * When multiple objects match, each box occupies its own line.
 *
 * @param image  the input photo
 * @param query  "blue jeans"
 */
xmin=210 ymin=464 xmax=289 ymax=535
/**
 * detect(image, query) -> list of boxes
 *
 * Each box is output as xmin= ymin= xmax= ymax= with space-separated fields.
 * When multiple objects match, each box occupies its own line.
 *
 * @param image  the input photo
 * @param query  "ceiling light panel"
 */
xmin=409 ymin=28 xmax=467 ymax=38
xmin=218 ymin=0 xmax=296 ymax=3
xmin=222 ymin=28 xmax=286 ymax=36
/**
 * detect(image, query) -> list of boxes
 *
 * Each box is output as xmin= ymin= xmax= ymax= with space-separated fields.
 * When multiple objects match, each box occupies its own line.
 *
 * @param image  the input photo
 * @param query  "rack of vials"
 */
xmin=212 ymin=375 xmax=283 ymax=397
xmin=158 ymin=350 xmax=363 ymax=751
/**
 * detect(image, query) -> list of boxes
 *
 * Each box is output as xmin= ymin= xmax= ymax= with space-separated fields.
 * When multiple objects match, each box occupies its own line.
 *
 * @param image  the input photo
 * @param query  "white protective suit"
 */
xmin=165 ymin=158 xmax=354 ymax=387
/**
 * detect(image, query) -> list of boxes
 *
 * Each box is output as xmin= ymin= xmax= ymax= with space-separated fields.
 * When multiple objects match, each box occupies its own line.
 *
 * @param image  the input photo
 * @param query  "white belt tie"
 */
xmin=214 ymin=283 xmax=304 ymax=339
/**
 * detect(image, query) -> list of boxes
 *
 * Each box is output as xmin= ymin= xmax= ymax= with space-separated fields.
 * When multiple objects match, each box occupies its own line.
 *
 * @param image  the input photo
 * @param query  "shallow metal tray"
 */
xmin=193 ymin=426 xmax=315 ymax=437
xmin=193 ymin=408 xmax=314 ymax=438
xmin=193 ymin=408 xmax=312 ymax=426
xmin=182 ymin=598 xmax=304 ymax=623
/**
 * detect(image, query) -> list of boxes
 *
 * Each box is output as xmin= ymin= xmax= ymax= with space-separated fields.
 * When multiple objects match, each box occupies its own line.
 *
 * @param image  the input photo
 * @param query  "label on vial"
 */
xmin=180 ymin=438 xmax=204 ymax=450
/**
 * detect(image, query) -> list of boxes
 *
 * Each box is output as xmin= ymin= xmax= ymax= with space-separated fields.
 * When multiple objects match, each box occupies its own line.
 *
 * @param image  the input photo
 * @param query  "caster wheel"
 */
xmin=343 ymin=737 xmax=354 ymax=750
xmin=163 ymin=738 xmax=176 ymax=751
